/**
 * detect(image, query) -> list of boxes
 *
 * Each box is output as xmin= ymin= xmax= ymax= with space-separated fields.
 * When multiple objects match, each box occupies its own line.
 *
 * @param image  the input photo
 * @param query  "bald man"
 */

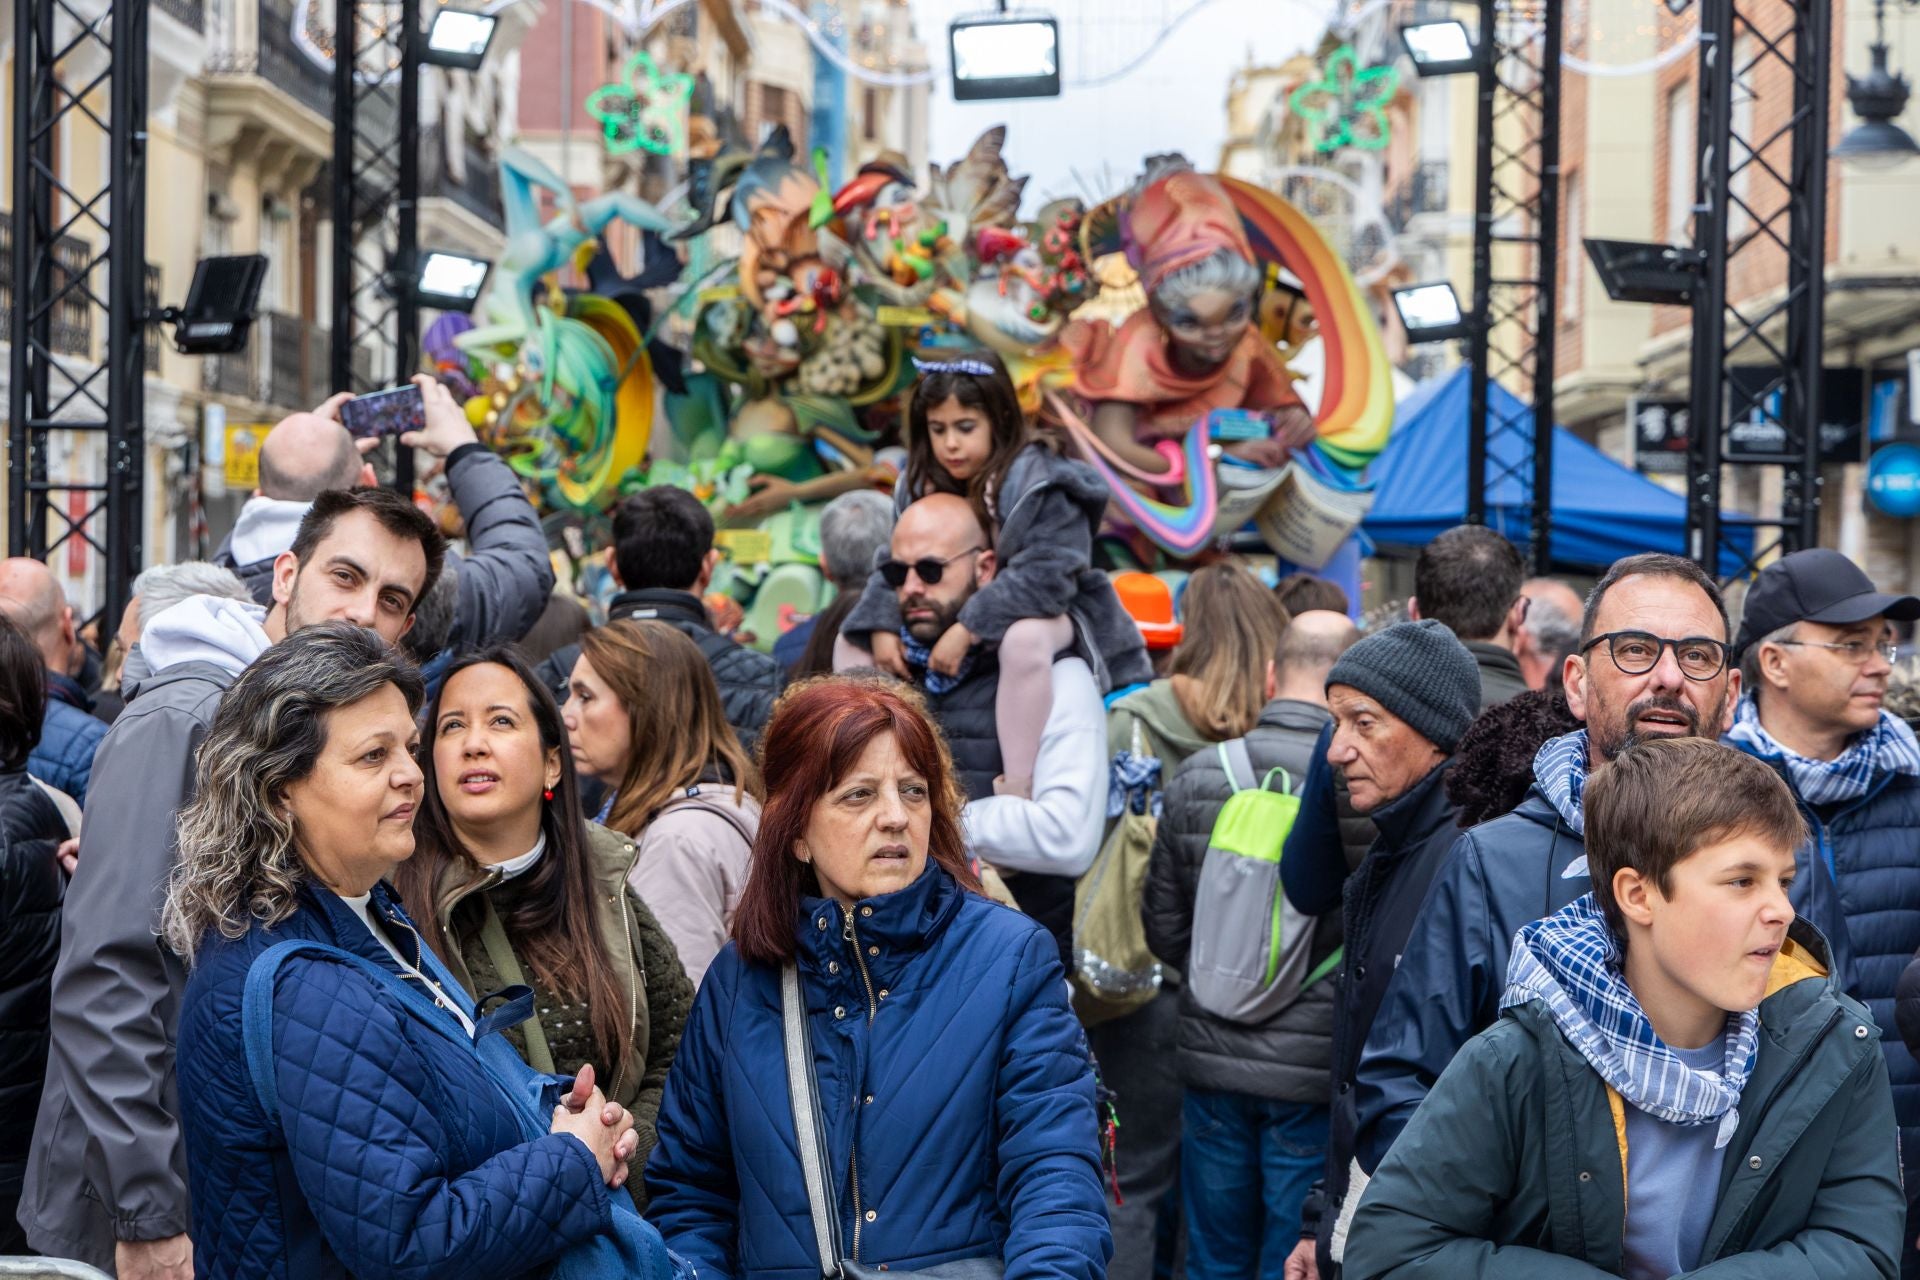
xmin=843 ymin=492 xmax=1110 ymax=967
xmin=212 ymin=397 xmax=369 ymax=602
xmin=1142 ymin=607 xmax=1362 ymax=1270
xmin=0 ymin=558 xmax=107 ymax=804
xmin=1517 ymin=576 xmax=1585 ymax=692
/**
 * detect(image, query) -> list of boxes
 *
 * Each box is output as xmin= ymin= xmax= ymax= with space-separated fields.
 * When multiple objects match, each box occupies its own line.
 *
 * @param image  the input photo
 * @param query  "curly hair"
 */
xmin=162 ymin=623 xmax=424 ymax=961
xmin=1445 ymin=689 xmax=1581 ymax=829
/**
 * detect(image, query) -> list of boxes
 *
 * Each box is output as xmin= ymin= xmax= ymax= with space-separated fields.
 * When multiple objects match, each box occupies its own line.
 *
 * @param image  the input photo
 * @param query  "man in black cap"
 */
xmin=1726 ymin=546 xmax=1920 ymax=1278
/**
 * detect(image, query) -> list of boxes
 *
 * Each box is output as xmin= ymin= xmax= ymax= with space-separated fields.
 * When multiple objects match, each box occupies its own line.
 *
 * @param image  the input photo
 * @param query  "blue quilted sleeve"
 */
xmin=642 ymin=952 xmax=743 ymax=1278
xmin=267 ymin=957 xmax=613 ymax=1280
xmin=994 ymin=928 xmax=1115 ymax=1280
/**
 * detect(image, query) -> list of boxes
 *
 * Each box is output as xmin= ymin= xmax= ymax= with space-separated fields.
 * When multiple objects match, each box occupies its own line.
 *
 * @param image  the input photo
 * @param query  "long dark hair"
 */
xmin=731 ymin=676 xmax=982 ymax=966
xmin=392 ymin=646 xmax=632 ymax=1074
xmin=904 ymin=349 xmax=1055 ymax=532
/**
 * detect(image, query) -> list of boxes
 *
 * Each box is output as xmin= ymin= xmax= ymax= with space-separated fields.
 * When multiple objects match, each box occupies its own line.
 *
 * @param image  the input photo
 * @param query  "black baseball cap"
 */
xmin=1734 ymin=548 xmax=1920 ymax=657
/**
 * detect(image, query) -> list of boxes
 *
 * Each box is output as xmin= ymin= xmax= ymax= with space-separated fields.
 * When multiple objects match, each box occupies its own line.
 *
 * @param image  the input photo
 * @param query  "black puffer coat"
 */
xmin=0 ymin=767 xmax=68 ymax=1249
xmin=1142 ymin=698 xmax=1343 ymax=1103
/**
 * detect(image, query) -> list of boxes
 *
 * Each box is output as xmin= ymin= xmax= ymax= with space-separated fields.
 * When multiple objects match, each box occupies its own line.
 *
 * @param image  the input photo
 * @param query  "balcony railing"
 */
xmin=420 ymin=126 xmax=506 ymax=230
xmin=1385 ymin=161 xmax=1450 ymax=228
xmin=0 ymin=212 xmax=99 ymax=357
xmin=155 ymin=0 xmax=206 ymax=32
xmin=204 ymin=311 xmax=337 ymax=409
xmin=209 ymin=0 xmax=333 ymax=118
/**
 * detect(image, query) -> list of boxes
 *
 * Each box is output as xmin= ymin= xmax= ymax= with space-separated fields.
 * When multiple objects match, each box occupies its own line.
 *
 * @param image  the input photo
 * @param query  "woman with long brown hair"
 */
xmin=565 ymin=619 xmax=763 ymax=985
xmin=645 ymin=677 xmax=1111 ymax=1276
xmin=391 ymin=645 xmax=693 ymax=1190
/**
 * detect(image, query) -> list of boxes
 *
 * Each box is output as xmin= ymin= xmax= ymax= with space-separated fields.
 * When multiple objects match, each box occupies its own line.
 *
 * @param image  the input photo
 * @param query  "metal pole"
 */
xmin=104 ymin=0 xmax=152 ymax=641
xmin=330 ymin=0 xmax=356 ymax=394
xmin=1783 ymin=0 xmax=1830 ymax=550
xmin=1529 ymin=0 xmax=1562 ymax=574
xmin=1687 ymin=0 xmax=1734 ymax=569
xmin=1464 ymin=0 xmax=1497 ymax=528
xmin=395 ymin=0 xmax=420 ymax=495
xmin=9 ymin=0 xmax=55 ymax=558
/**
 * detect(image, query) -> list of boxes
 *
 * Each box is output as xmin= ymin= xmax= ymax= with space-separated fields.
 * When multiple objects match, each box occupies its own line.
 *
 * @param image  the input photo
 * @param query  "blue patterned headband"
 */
xmin=912 ymin=356 xmax=994 ymax=377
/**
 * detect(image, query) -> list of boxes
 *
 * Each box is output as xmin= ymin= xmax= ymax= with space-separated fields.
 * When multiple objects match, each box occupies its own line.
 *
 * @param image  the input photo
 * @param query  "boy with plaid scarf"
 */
xmin=1343 ymin=737 xmax=1903 ymax=1280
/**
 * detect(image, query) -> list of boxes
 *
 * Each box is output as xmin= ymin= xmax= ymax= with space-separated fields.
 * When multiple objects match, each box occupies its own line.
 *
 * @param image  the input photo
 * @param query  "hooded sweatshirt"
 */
xmin=226 ymin=496 xmax=311 ymax=567
xmin=139 ymin=594 xmax=273 ymax=678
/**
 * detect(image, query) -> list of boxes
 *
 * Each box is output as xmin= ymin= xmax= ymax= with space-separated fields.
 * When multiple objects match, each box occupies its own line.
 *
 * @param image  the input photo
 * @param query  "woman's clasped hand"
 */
xmin=549 ymin=1062 xmax=640 ymax=1189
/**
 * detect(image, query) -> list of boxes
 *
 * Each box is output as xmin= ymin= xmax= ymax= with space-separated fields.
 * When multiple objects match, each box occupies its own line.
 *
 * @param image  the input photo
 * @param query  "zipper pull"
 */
xmin=842 ymin=906 xmax=856 ymax=942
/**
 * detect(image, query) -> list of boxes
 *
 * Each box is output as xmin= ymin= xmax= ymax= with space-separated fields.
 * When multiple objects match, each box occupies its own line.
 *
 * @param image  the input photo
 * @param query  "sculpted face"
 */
xmin=1154 ymin=286 xmax=1254 ymax=369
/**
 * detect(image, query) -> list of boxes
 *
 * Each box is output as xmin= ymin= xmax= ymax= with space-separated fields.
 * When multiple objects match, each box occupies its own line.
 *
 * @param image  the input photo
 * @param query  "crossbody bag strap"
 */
xmin=477 ymin=895 xmax=557 ymax=1074
xmin=782 ymin=963 xmax=844 ymax=1277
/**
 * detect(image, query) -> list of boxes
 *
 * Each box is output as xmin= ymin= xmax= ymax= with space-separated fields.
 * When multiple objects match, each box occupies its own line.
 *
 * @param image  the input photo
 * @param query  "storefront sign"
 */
xmin=1724 ymin=368 xmax=1865 ymax=464
xmin=224 ymin=423 xmax=265 ymax=489
xmin=1867 ymin=443 xmax=1920 ymax=519
xmin=1628 ymin=397 xmax=1690 ymax=476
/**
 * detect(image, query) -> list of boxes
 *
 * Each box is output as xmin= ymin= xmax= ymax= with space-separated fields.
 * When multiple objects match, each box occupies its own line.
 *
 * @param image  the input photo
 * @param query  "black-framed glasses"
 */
xmin=879 ymin=546 xmax=984 ymax=589
xmin=1772 ymin=638 xmax=1900 ymax=666
xmin=1580 ymin=630 xmax=1729 ymax=681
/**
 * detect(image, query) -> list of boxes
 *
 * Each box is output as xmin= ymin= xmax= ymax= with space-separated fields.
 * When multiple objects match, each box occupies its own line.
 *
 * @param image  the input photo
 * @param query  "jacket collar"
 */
xmin=45 ymin=668 xmax=92 ymax=712
xmin=1465 ymin=639 xmax=1522 ymax=680
xmin=1367 ymin=758 xmax=1457 ymax=849
xmin=1256 ymin=698 xmax=1332 ymax=734
xmin=609 ymin=588 xmax=710 ymax=630
xmin=299 ymin=878 xmax=426 ymax=970
xmin=433 ymin=820 xmax=641 ymax=926
xmin=794 ymin=860 xmax=965 ymax=986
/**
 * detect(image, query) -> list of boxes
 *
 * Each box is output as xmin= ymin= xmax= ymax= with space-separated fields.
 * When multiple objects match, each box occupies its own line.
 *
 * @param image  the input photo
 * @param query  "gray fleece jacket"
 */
xmin=843 ymin=445 xmax=1153 ymax=693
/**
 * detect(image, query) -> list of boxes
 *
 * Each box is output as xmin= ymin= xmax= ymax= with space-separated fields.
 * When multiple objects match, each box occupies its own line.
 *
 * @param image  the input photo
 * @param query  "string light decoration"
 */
xmin=586 ymin=49 xmax=695 ymax=157
xmin=1289 ymin=44 xmax=1399 ymax=153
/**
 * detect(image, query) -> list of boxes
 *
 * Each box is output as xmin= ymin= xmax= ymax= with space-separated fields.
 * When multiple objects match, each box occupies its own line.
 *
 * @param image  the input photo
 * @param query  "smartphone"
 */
xmin=339 ymin=384 xmax=426 ymax=440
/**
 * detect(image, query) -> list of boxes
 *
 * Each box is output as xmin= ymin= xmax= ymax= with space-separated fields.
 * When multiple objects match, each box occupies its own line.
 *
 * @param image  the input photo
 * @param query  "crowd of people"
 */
xmin=2 ymin=354 xmax=1920 ymax=1280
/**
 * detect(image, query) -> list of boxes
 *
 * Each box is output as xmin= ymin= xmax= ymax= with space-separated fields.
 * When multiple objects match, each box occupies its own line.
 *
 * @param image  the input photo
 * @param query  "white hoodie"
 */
xmin=226 ymin=496 xmax=312 ymax=566
xmin=140 ymin=594 xmax=273 ymax=677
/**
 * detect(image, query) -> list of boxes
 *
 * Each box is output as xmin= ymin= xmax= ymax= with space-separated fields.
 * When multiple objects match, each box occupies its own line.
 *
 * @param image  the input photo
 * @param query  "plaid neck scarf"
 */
xmin=1532 ymin=729 xmax=1592 ymax=836
xmin=900 ymin=627 xmax=976 ymax=695
xmin=1503 ymin=895 xmax=1758 ymax=1148
xmin=1725 ymin=696 xmax=1920 ymax=805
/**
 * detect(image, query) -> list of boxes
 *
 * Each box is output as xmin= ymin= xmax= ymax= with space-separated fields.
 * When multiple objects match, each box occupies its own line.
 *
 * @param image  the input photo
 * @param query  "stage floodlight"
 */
xmin=1399 ymin=20 xmax=1481 ymax=77
xmin=1391 ymin=282 xmax=1473 ymax=343
xmin=413 ymin=251 xmax=492 ymax=312
xmin=949 ymin=14 xmax=1060 ymax=101
xmin=1583 ymin=238 xmax=1707 ymax=306
xmin=423 ymin=9 xmax=498 ymax=71
xmin=162 ymin=255 xmax=270 ymax=355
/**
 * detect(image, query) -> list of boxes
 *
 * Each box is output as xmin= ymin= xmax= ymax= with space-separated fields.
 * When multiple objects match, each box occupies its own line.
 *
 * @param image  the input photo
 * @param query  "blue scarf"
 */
xmin=1503 ymin=895 xmax=1758 ymax=1148
xmin=900 ymin=627 xmax=976 ymax=695
xmin=1725 ymin=696 xmax=1920 ymax=805
xmin=1532 ymin=729 xmax=1591 ymax=836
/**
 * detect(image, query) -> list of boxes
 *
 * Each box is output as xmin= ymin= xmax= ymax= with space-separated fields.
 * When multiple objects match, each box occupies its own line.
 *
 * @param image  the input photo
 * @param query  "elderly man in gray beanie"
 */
xmin=1289 ymin=618 xmax=1480 ymax=1277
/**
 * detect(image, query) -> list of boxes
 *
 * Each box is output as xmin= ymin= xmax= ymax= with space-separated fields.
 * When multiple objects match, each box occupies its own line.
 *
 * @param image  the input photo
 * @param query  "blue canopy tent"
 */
xmin=1359 ymin=367 xmax=1752 ymax=574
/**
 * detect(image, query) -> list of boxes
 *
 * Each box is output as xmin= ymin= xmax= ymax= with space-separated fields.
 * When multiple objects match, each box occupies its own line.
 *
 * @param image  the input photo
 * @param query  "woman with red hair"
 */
xmin=644 ymin=677 xmax=1113 ymax=1277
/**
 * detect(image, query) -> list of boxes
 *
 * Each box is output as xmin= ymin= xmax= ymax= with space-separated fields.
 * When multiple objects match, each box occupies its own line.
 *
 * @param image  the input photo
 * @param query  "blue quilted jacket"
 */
xmin=177 ymin=881 xmax=616 ymax=1280
xmin=644 ymin=862 xmax=1112 ymax=1278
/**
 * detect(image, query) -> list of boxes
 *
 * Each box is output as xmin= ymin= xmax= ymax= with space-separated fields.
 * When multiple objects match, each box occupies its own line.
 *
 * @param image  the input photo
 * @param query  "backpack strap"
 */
xmin=658 ymin=787 xmax=757 ymax=846
xmin=1220 ymin=738 xmax=1256 ymax=793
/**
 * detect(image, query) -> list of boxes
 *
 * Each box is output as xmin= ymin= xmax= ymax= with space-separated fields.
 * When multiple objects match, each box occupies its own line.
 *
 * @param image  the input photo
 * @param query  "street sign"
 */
xmin=1723 ymin=368 xmax=1866 ymax=465
xmin=1867 ymin=443 xmax=1920 ymax=519
xmin=1629 ymin=397 xmax=1691 ymax=475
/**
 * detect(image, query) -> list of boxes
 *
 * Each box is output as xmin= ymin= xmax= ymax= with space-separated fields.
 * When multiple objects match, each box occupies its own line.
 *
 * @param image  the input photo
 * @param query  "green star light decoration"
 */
xmin=1289 ymin=44 xmax=1399 ymax=154
xmin=586 ymin=50 xmax=695 ymax=158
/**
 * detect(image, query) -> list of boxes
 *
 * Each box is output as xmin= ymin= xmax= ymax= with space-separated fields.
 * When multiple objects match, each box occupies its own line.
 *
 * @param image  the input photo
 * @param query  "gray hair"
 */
xmin=818 ymin=489 xmax=896 ymax=589
xmin=162 ymin=623 xmax=424 ymax=960
xmin=132 ymin=561 xmax=253 ymax=629
xmin=1523 ymin=594 xmax=1582 ymax=673
xmin=1739 ymin=621 xmax=1799 ymax=698
xmin=1151 ymin=248 xmax=1262 ymax=314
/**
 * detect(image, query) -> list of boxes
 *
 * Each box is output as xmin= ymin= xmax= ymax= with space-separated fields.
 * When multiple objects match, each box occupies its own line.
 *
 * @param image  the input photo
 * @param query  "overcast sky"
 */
xmin=908 ymin=0 xmax=1332 ymax=213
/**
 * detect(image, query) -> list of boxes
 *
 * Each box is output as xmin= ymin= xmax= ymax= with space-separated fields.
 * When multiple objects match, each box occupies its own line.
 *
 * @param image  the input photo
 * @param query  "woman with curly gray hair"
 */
xmin=165 ymin=622 xmax=675 ymax=1280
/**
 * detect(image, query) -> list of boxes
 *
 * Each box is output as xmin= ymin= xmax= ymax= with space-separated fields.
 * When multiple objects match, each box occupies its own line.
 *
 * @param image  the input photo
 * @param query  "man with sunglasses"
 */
xmin=1332 ymin=554 xmax=1757 ymax=1234
xmin=1727 ymin=548 xmax=1920 ymax=1277
xmin=856 ymin=494 xmax=1109 ymax=967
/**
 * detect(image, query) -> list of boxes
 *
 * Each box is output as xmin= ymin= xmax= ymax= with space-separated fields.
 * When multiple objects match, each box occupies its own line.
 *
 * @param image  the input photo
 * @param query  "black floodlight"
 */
xmin=157 ymin=254 xmax=269 ymax=355
xmin=412 ymin=251 xmax=493 ymax=311
xmin=1400 ymin=20 xmax=1481 ymax=77
xmin=1391 ymin=282 xmax=1473 ymax=343
xmin=949 ymin=14 xmax=1060 ymax=101
xmin=1583 ymin=238 xmax=1707 ymax=306
xmin=423 ymin=9 xmax=498 ymax=71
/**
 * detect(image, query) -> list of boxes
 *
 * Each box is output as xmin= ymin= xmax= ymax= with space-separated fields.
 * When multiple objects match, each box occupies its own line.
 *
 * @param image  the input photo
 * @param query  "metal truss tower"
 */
xmin=1466 ymin=0 xmax=1563 ymax=574
xmin=331 ymin=0 xmax=420 ymax=492
xmin=1685 ymin=0 xmax=1831 ymax=576
xmin=8 ymin=0 xmax=150 ymax=636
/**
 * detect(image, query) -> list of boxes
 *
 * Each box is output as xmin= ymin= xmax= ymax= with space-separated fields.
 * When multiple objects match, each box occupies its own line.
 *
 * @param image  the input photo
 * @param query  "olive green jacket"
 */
xmin=425 ymin=822 xmax=695 ymax=1192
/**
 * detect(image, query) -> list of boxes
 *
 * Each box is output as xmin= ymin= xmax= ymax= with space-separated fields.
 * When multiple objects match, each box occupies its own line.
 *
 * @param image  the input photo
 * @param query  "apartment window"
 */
xmin=1665 ymin=83 xmax=1693 ymax=243
xmin=1561 ymin=172 xmax=1582 ymax=320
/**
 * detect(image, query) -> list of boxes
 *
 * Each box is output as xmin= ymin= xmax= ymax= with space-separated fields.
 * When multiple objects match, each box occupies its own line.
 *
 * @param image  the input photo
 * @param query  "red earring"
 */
xmin=543 ymin=788 xmax=554 ymax=802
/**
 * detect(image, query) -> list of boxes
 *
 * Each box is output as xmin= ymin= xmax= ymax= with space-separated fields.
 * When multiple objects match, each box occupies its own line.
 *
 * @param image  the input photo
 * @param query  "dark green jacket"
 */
xmin=1344 ymin=921 xmax=1903 ymax=1280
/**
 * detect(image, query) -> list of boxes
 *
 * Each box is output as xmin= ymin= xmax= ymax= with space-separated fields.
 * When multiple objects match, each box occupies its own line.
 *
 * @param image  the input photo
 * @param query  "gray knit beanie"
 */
xmin=1325 ymin=619 xmax=1481 ymax=753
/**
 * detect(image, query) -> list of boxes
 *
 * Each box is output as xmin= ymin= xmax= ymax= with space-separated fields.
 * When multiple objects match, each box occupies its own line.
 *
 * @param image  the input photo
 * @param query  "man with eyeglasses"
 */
xmin=843 ymin=493 xmax=1109 ymax=968
xmin=1726 ymin=548 xmax=1920 ymax=1275
xmin=1334 ymin=554 xmax=1763 ymax=1236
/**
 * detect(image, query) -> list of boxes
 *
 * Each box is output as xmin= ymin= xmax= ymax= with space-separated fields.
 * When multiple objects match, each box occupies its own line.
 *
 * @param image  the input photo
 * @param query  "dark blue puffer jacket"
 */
xmin=177 ymin=881 xmax=616 ymax=1280
xmin=1726 ymin=752 xmax=1920 ymax=1174
xmin=28 ymin=674 xmax=105 ymax=806
xmin=644 ymin=862 xmax=1112 ymax=1279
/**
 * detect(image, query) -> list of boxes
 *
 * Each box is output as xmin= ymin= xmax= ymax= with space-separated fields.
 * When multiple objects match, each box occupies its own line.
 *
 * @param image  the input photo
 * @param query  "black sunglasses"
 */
xmin=879 ymin=546 xmax=984 ymax=589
